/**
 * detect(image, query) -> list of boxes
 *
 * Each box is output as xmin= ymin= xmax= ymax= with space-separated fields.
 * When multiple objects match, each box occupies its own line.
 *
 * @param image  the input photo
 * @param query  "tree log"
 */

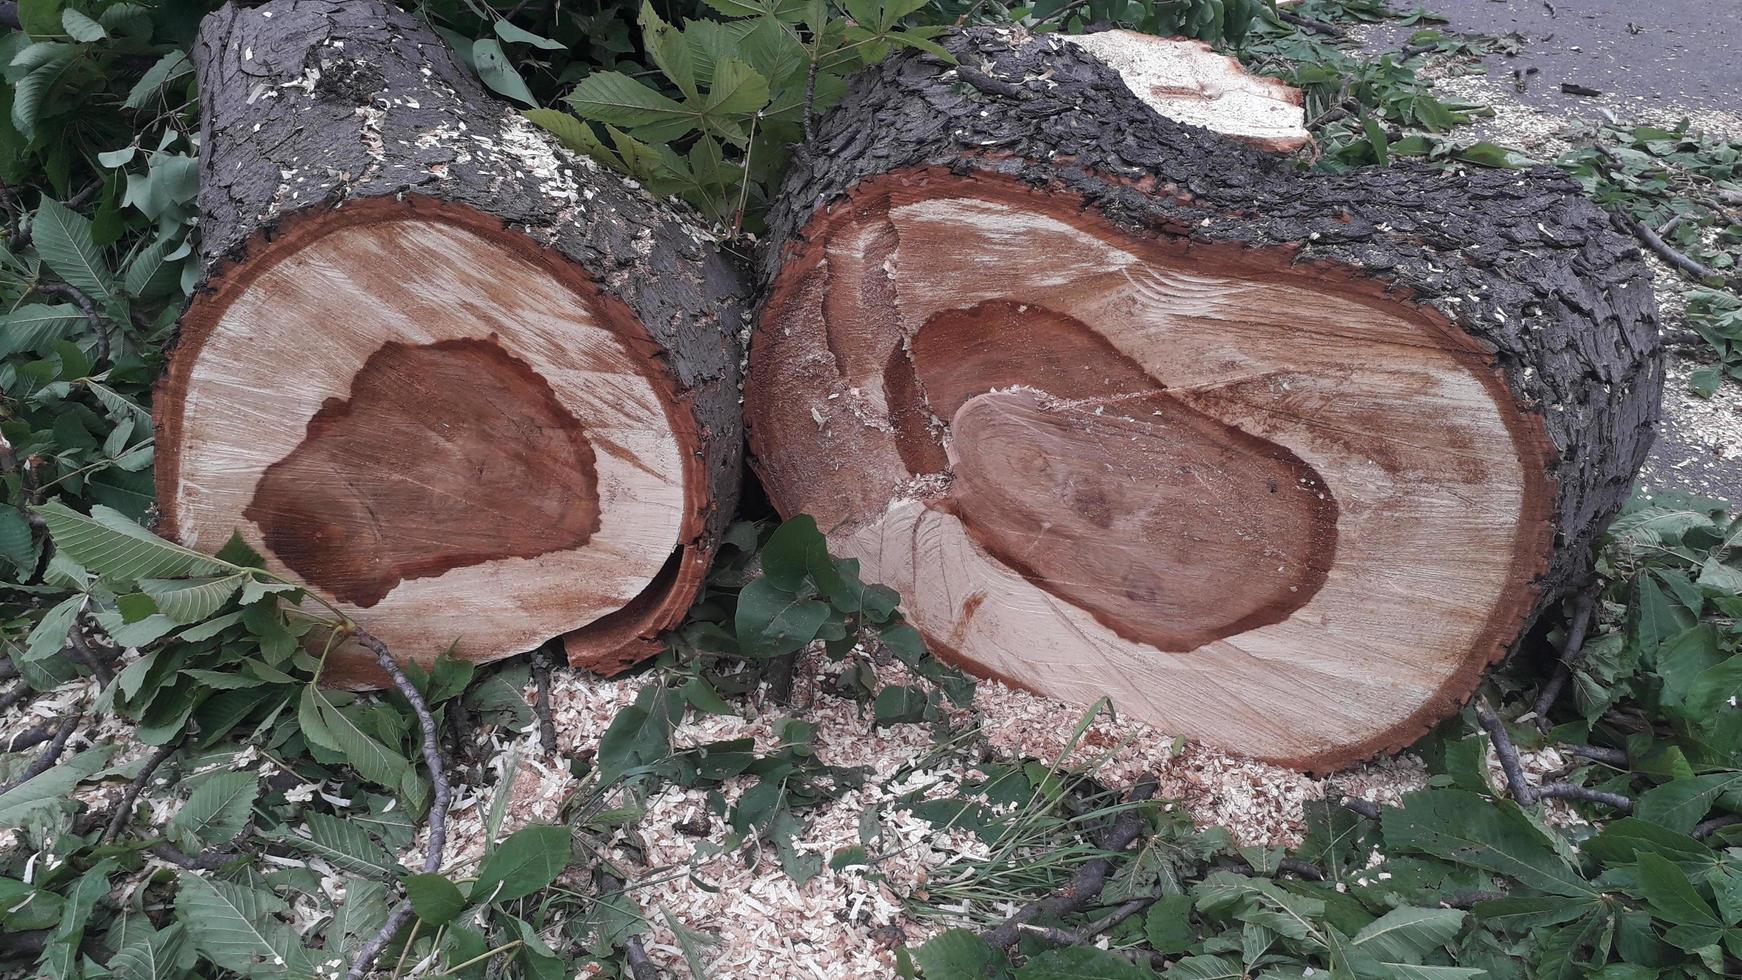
xmin=745 ymin=28 xmax=1663 ymax=770
xmin=155 ymin=0 xmax=747 ymax=686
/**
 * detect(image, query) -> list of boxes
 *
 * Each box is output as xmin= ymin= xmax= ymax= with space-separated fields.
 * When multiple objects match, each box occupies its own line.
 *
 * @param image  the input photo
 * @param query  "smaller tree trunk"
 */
xmin=156 ymin=0 xmax=747 ymax=686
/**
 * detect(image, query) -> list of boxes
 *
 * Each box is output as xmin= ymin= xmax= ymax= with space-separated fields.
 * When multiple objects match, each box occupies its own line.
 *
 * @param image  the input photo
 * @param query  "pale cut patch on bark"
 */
xmin=1063 ymin=30 xmax=1309 ymax=152
xmin=750 ymin=172 xmax=1556 ymax=769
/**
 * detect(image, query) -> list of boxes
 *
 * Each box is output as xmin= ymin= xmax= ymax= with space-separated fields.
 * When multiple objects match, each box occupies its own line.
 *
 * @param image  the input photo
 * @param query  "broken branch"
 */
xmin=981 ymin=778 xmax=1159 ymax=951
xmin=344 ymin=625 xmax=451 ymax=980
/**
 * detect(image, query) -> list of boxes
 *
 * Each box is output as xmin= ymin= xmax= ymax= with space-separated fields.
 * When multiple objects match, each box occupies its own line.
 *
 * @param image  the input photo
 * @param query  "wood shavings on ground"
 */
xmin=433 ymin=655 xmax=1427 ymax=978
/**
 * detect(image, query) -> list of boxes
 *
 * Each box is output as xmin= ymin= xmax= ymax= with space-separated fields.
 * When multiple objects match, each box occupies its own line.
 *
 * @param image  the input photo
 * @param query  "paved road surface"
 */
xmin=1405 ymin=0 xmax=1740 ymax=116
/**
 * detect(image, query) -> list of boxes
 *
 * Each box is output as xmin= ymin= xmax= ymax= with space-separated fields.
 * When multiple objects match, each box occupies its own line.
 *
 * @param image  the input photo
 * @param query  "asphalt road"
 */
xmin=1405 ymin=0 xmax=1741 ymax=116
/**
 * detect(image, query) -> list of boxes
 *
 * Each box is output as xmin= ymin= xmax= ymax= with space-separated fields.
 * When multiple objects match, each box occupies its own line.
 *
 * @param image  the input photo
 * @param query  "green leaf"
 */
xmin=138 ymin=574 xmax=244 ymax=624
xmin=1636 ymin=773 xmax=1742 ymax=833
xmin=1163 ymin=956 xmax=1244 ymax=979
xmin=0 ymin=507 xmax=34 ymax=574
xmin=60 ymin=8 xmax=105 ymax=41
xmin=1583 ymin=818 xmax=1714 ymax=870
xmin=641 ymin=1 xmax=698 ymax=97
xmin=1637 ymin=853 xmax=1723 ymax=927
xmin=760 ymin=514 xmax=826 ymax=591
xmin=913 ymin=928 xmax=999 ymax=979
xmin=565 ymin=70 xmax=692 ymax=133
xmin=11 ymin=46 xmax=78 ymax=139
xmin=124 ymin=50 xmax=192 ymax=109
xmin=32 ymin=198 xmax=114 ymax=303
xmin=41 ymin=858 xmax=117 ymax=980
xmin=523 ymin=107 xmax=612 ymax=161
xmin=404 ymin=872 xmax=468 ymax=925
xmin=311 ymin=688 xmax=411 ymax=790
xmin=1013 ymin=945 xmax=1151 ymax=978
xmin=1145 ymin=893 xmax=1196 ymax=953
xmin=106 ymin=922 xmax=188 ymax=980
xmin=170 ymin=770 xmax=258 ymax=849
xmin=473 ymin=824 xmax=572 ymax=903
xmin=175 ymin=873 xmax=307 ymax=977
xmin=735 ymin=577 xmax=830 ymax=656
xmin=0 ymin=303 xmax=84 ymax=357
xmin=1352 ymin=907 xmax=1466 ymax=961
xmin=472 ymin=38 xmax=537 ymax=106
xmin=494 ymin=19 xmax=565 ymax=49
xmin=0 ymin=745 xmax=112 ymax=827
xmin=34 ymin=501 xmax=231 ymax=585
xmin=1383 ymin=790 xmax=1595 ymax=898
xmin=704 ymin=57 xmax=769 ymax=117
xmin=273 ymin=812 xmax=402 ymax=878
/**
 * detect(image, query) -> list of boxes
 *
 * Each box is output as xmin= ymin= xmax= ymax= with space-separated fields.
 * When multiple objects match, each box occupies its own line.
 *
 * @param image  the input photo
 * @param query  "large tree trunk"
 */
xmin=155 ymin=0 xmax=747 ymax=687
xmin=746 ymin=28 xmax=1663 ymax=770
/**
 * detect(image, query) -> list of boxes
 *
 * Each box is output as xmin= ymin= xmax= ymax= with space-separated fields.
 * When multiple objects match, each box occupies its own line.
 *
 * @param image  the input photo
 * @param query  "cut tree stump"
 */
xmin=746 ymin=28 xmax=1663 ymax=769
xmin=155 ymin=0 xmax=747 ymax=686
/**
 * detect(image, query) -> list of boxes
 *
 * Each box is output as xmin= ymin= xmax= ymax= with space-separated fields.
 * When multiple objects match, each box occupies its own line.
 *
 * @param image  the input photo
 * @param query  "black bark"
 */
xmin=178 ymin=0 xmax=748 ymax=668
xmin=758 ymin=26 xmax=1661 ymax=616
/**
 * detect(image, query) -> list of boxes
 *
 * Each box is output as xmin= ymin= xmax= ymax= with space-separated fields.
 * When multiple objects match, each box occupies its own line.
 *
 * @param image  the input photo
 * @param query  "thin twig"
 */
xmin=531 ymin=646 xmax=558 ymax=758
xmin=67 ymin=620 xmax=114 ymax=690
xmin=0 ymin=703 xmax=82 ymax=795
xmin=981 ymin=779 xmax=1159 ymax=951
xmin=103 ymin=741 xmax=180 ymax=843
xmin=1338 ymin=794 xmax=1382 ymax=820
xmin=1692 ymin=814 xmax=1740 ymax=840
xmin=31 ymin=282 xmax=110 ymax=363
xmin=0 ymin=681 xmax=33 ymax=716
xmin=1563 ymin=744 xmax=1628 ymax=767
xmin=1532 ymin=783 xmax=1633 ymax=812
xmin=1475 ymin=698 xmax=1536 ymax=805
xmin=1 ymin=722 xmax=53 ymax=754
xmin=1479 ymin=699 xmax=1636 ymax=813
xmin=1277 ymin=857 xmax=1326 ymax=881
xmin=1531 ymin=590 xmax=1597 ymax=729
xmin=1444 ymin=889 xmax=1508 ymax=909
xmin=800 ymin=57 xmax=820 ymax=146
xmin=601 ymin=874 xmax=661 ymax=979
xmin=624 ymin=935 xmax=659 ymax=980
xmin=345 ymin=626 xmax=451 ymax=980
xmin=1014 ymin=895 xmax=1156 ymax=947
xmin=148 ymin=842 xmax=241 ymax=870
xmin=1621 ymin=213 xmax=1719 ymax=283
xmin=1276 ymin=9 xmax=1344 ymax=37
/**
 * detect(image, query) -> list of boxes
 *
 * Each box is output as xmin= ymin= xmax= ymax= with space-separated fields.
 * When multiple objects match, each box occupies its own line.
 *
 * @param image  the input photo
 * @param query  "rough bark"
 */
xmin=157 ymin=0 xmax=747 ymax=685
xmin=746 ymin=27 xmax=1662 ymax=770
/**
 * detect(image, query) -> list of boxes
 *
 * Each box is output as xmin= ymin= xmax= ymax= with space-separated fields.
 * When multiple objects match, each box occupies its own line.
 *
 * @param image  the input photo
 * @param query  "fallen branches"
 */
xmin=344 ymin=626 xmax=450 ymax=980
xmin=1013 ymin=895 xmax=1156 ymax=948
xmin=1530 ymin=590 xmax=1596 ymax=729
xmin=0 ymin=702 xmax=82 ymax=795
xmin=1476 ymin=699 xmax=1632 ymax=812
xmin=981 ymin=779 xmax=1160 ymax=951
xmin=531 ymin=646 xmax=558 ymax=758
xmin=1621 ymin=213 xmax=1721 ymax=283
xmin=102 ymin=740 xmax=180 ymax=843
xmin=1275 ymin=9 xmax=1344 ymax=36
xmin=31 ymin=282 xmax=110 ymax=363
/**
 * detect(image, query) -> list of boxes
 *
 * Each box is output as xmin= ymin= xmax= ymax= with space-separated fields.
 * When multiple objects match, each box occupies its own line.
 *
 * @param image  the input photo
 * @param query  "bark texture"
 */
xmin=159 ymin=0 xmax=748 ymax=682
xmin=749 ymin=27 xmax=1663 ymax=768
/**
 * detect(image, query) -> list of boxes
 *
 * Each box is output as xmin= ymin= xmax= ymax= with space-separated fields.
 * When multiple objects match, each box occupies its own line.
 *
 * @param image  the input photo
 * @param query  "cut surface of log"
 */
xmin=157 ymin=1 xmax=746 ymax=685
xmin=746 ymin=29 xmax=1662 ymax=769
